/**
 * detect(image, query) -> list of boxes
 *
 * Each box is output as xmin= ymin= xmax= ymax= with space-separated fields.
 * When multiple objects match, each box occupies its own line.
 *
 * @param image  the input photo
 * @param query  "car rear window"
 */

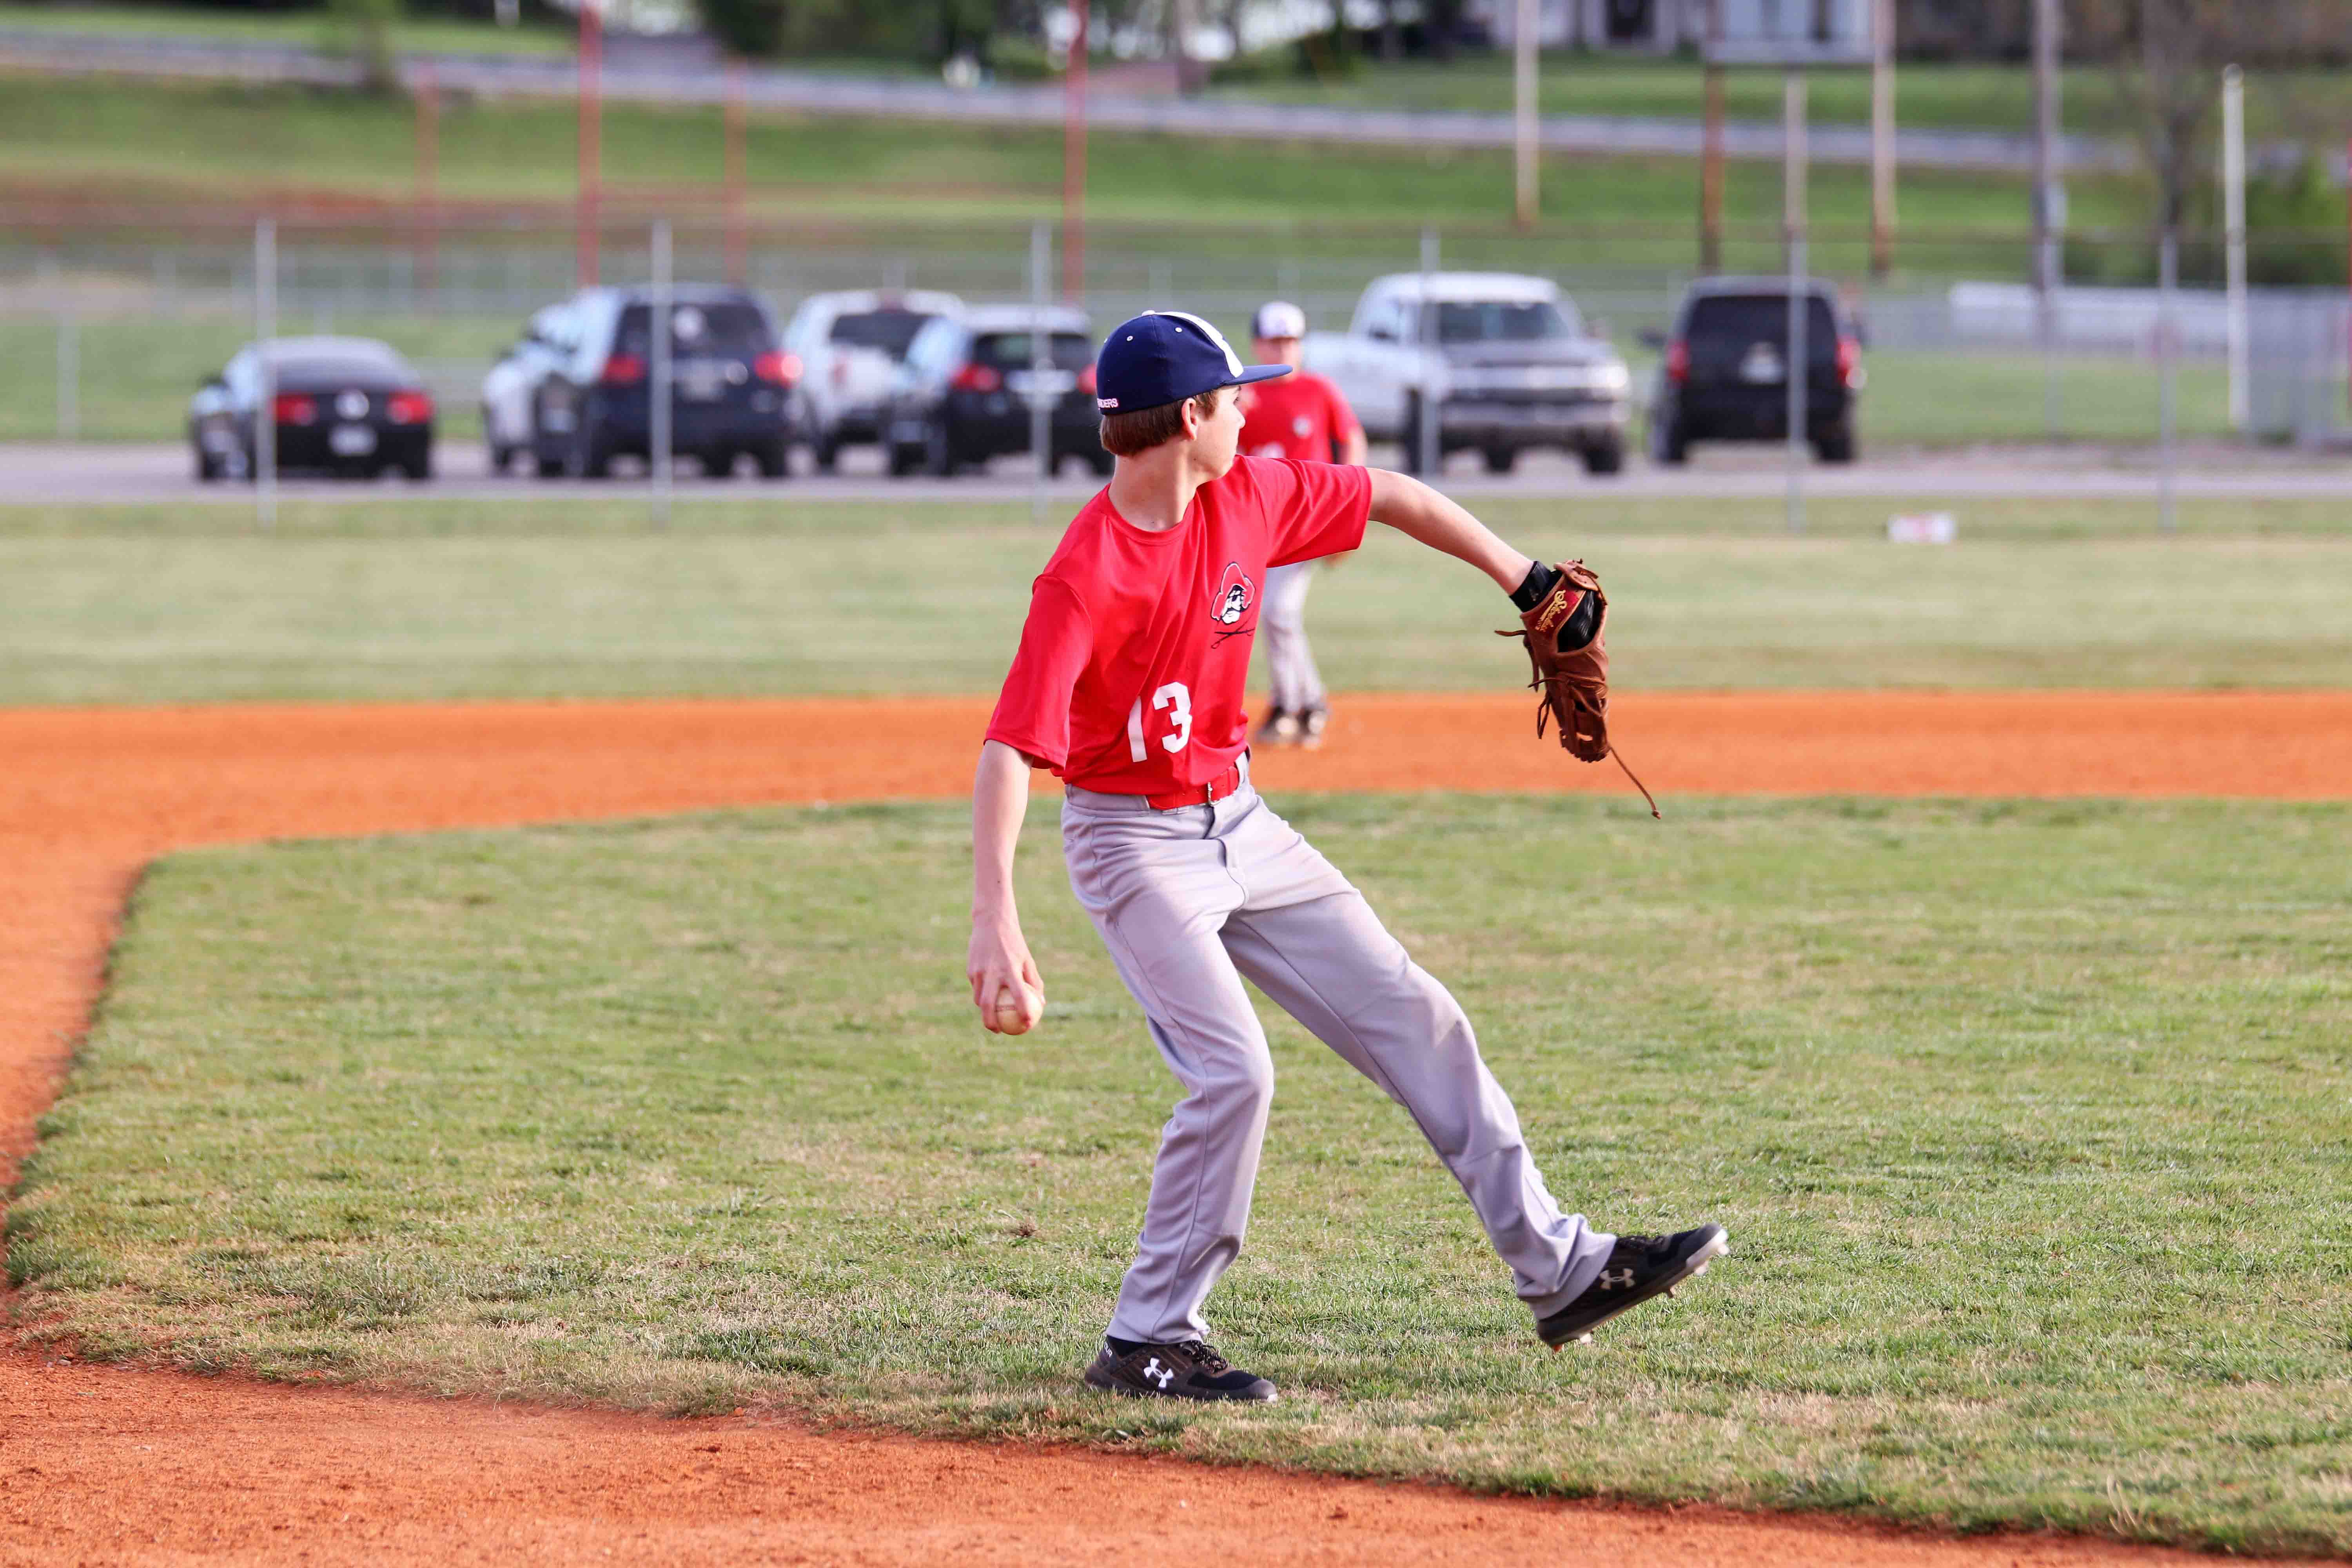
xmin=272 ymin=355 xmax=410 ymax=383
xmin=828 ymin=309 xmax=934 ymax=358
xmin=1430 ymin=299 xmax=1579 ymax=344
xmin=1685 ymin=295 xmax=1841 ymax=359
xmin=616 ymin=301 xmax=773 ymax=357
xmin=972 ymin=332 xmax=1093 ymax=371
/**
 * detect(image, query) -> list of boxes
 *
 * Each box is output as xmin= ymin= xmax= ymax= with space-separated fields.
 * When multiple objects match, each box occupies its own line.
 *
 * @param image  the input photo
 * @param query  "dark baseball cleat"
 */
xmin=1536 ymin=1224 xmax=1729 ymax=1348
xmin=1083 ymin=1338 xmax=1278 ymax=1403
xmin=1254 ymin=707 xmax=1300 ymax=747
xmin=1298 ymin=705 xmax=1330 ymax=749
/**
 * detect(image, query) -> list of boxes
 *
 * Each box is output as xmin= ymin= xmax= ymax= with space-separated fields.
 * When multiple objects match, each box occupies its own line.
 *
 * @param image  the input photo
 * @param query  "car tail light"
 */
xmin=1664 ymin=341 xmax=1689 ymax=385
xmin=950 ymin=362 xmax=1002 ymax=393
xmin=272 ymin=393 xmax=317 ymax=425
xmin=1076 ymin=364 xmax=1097 ymax=396
xmin=386 ymin=390 xmax=434 ymax=425
xmin=753 ymin=350 xmax=801 ymax=386
xmin=1835 ymin=337 xmax=1860 ymax=388
xmin=601 ymin=353 xmax=646 ymax=386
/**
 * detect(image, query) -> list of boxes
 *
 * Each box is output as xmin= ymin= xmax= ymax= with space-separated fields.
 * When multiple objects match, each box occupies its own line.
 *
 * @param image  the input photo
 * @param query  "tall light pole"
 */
xmin=1868 ymin=0 xmax=1895 ymax=279
xmin=2033 ymin=0 xmax=2062 ymax=437
xmin=1513 ymin=0 xmax=1538 ymax=230
xmin=1700 ymin=0 xmax=1724 ymax=272
xmin=1063 ymin=4 xmax=1088 ymax=301
xmin=577 ymin=0 xmax=603 ymax=289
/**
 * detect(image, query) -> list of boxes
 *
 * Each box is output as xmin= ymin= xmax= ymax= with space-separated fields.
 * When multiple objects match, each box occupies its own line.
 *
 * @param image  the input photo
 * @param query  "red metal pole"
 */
xmin=1061 ymin=6 xmax=1087 ymax=303
xmin=415 ymin=59 xmax=439 ymax=294
xmin=578 ymin=3 xmax=602 ymax=288
xmin=724 ymin=60 xmax=747 ymax=286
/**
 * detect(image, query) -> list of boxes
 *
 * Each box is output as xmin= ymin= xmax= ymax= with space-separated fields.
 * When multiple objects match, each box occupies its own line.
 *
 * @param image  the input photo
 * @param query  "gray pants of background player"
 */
xmin=1261 ymin=561 xmax=1325 ymax=715
xmin=1062 ymin=764 xmax=1615 ymax=1345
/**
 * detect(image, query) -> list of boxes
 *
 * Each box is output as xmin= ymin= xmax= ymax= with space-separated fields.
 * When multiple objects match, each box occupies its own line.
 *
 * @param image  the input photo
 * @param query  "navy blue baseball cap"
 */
xmin=1094 ymin=311 xmax=1291 ymax=414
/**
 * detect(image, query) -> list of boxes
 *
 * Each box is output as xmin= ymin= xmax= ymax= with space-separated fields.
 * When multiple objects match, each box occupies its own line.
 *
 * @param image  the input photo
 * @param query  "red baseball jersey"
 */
xmin=1236 ymin=370 xmax=1361 ymax=463
xmin=986 ymin=456 xmax=1372 ymax=795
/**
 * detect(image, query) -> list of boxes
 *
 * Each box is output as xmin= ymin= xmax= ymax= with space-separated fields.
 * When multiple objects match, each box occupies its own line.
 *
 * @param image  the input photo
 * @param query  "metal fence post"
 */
xmin=1784 ymin=70 xmax=1808 ymax=536
xmin=56 ymin=310 xmax=78 ymax=441
xmin=1417 ymin=225 xmax=1439 ymax=479
xmin=2221 ymin=64 xmax=2249 ymax=433
xmin=1030 ymin=220 xmax=1052 ymax=523
xmin=256 ymin=218 xmax=277 ymax=531
xmin=2158 ymin=226 xmax=2178 ymax=534
xmin=651 ymin=218 xmax=672 ymax=528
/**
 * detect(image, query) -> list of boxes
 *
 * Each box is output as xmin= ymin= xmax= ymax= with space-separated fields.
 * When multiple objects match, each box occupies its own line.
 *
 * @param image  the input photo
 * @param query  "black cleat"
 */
xmin=1083 ymin=1338 xmax=1278 ymax=1403
xmin=1536 ymin=1224 xmax=1729 ymax=1348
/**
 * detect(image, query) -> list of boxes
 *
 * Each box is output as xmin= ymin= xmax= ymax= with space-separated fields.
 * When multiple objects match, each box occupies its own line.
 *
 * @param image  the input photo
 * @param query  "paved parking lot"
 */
xmin=7 ymin=438 xmax=2350 ymax=506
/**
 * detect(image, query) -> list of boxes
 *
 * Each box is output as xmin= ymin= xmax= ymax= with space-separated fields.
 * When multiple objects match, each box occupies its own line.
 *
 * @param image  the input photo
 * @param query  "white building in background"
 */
xmin=1472 ymin=0 xmax=1871 ymax=55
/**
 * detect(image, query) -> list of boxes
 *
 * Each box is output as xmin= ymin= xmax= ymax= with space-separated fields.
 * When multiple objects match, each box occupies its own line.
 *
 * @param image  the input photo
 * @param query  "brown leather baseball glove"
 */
xmin=1499 ymin=560 xmax=1659 ymax=817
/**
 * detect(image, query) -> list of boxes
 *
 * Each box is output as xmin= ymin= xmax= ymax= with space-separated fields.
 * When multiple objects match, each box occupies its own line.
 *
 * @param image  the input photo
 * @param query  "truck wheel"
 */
xmin=753 ymin=439 xmax=789 ymax=479
xmin=1400 ymin=396 xmax=1430 ymax=475
xmin=1814 ymin=422 xmax=1858 ymax=464
xmin=564 ymin=423 xmax=612 ymax=479
xmin=923 ymin=420 xmax=956 ymax=477
xmin=1652 ymin=416 xmax=1688 ymax=466
xmin=534 ymin=452 xmax=563 ymax=479
xmin=1581 ymin=439 xmax=1625 ymax=477
xmin=813 ymin=434 xmax=841 ymax=473
xmin=1480 ymin=446 xmax=1517 ymax=475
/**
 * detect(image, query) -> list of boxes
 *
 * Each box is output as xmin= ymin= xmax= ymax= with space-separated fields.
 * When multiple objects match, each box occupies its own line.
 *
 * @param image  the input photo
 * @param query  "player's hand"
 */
xmin=967 ymin=919 xmax=1046 ymax=1036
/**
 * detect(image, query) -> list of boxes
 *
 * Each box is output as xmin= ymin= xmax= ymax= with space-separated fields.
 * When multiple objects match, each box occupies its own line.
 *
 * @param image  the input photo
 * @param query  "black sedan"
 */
xmin=882 ymin=305 xmax=1108 ymax=477
xmin=190 ymin=337 xmax=435 ymax=481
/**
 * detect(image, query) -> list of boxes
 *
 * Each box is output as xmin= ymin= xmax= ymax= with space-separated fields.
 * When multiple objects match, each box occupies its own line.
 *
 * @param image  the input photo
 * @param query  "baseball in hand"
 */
xmin=991 ymin=980 xmax=1044 ymax=1035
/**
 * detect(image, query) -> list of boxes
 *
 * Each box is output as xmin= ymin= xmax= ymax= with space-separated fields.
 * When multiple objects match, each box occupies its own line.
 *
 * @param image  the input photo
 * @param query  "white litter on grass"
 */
xmin=1888 ymin=511 xmax=1957 ymax=544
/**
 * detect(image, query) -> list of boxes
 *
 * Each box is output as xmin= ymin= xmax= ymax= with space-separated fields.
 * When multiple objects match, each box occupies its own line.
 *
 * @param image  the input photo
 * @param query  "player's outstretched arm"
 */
xmin=1364 ymin=469 xmax=1535 ymax=591
xmin=969 ymin=739 xmax=1046 ymax=1036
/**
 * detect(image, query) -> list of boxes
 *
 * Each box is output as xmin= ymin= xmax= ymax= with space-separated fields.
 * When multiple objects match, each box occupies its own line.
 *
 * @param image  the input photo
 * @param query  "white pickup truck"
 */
xmin=1304 ymin=272 xmax=1632 ymax=475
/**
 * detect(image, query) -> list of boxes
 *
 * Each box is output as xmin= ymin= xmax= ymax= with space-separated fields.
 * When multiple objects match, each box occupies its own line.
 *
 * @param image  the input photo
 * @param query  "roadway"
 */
xmin=9 ymin=439 xmax=2348 ymax=507
xmin=0 ymin=25 xmax=2137 ymax=176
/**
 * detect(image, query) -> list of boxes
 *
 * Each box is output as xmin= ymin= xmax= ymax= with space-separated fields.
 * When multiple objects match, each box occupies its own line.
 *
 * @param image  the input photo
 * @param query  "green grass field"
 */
xmin=10 ymin=795 xmax=2349 ymax=1552
xmin=0 ymin=72 xmax=2151 ymax=249
xmin=0 ymin=0 xmax=573 ymax=55
xmin=2 ymin=495 xmax=2348 ymax=705
xmin=1214 ymin=53 xmax=2352 ymax=145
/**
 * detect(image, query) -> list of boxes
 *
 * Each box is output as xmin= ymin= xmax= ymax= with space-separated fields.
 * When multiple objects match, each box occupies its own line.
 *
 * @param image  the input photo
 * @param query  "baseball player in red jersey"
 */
xmin=1235 ymin=300 xmax=1365 ymax=750
xmin=969 ymin=310 xmax=1725 ymax=1403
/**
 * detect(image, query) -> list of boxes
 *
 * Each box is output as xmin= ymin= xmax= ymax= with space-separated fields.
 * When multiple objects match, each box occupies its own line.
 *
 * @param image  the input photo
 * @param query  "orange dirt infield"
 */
xmin=5 ymin=690 xmax=2348 ymax=1567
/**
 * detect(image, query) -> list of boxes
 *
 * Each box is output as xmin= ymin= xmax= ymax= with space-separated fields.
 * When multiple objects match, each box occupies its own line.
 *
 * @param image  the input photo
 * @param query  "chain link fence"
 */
xmin=2 ymin=219 xmax=2343 ymax=455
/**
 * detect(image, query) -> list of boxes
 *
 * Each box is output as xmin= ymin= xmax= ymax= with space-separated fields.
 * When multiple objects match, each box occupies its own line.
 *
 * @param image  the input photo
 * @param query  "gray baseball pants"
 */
xmin=1061 ymin=765 xmax=1615 ymax=1345
xmin=1261 ymin=561 xmax=1325 ymax=714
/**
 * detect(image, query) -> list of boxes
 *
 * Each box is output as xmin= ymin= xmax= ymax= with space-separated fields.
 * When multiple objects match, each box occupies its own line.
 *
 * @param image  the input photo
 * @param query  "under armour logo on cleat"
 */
xmin=1142 ymin=1357 xmax=1175 ymax=1389
xmin=1599 ymin=1267 xmax=1636 ymax=1290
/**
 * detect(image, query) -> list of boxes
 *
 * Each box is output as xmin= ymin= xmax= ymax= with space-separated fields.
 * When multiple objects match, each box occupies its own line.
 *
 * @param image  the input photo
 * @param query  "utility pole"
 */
xmin=1784 ymin=70 xmax=1808 ymax=535
xmin=2033 ymin=0 xmax=2062 ymax=437
xmin=1513 ymin=0 xmax=1539 ymax=230
xmin=577 ymin=0 xmax=602 ymax=288
xmin=415 ymin=60 xmax=439 ymax=297
xmin=2222 ymin=64 xmax=2249 ymax=432
xmin=1063 ymin=3 xmax=1088 ymax=300
xmin=1867 ymin=0 xmax=1895 ymax=280
xmin=1700 ymin=0 xmax=1724 ymax=272
xmin=724 ymin=61 xmax=748 ymax=286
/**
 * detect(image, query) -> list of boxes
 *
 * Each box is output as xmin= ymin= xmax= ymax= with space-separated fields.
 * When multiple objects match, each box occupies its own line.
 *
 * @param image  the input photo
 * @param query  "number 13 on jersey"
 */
xmin=1126 ymin=682 xmax=1192 ymax=761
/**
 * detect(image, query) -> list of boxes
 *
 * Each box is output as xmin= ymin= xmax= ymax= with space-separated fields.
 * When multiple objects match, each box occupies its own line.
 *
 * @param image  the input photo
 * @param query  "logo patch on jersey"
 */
xmin=1212 ymin=562 xmax=1256 ymax=628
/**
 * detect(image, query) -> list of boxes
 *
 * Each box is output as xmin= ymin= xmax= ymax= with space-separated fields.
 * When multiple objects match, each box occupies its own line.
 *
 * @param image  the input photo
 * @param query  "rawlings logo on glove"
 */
xmin=1499 ymin=560 xmax=1660 ymax=818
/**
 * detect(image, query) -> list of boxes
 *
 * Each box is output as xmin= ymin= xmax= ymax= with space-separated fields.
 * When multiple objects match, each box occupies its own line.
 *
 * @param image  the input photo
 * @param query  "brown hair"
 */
xmin=1098 ymin=387 xmax=1225 ymax=458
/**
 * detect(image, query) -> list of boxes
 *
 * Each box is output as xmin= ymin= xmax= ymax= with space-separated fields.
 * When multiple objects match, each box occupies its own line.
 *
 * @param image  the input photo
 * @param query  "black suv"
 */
xmin=1648 ymin=278 xmax=1862 ymax=464
xmin=882 ymin=305 xmax=1107 ymax=477
xmin=530 ymin=285 xmax=799 ymax=479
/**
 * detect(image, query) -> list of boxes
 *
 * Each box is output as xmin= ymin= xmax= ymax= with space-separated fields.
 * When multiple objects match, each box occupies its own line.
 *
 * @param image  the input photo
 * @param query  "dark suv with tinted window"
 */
xmin=530 ymin=285 xmax=799 ymax=479
xmin=1648 ymin=278 xmax=1862 ymax=464
xmin=882 ymin=305 xmax=1106 ymax=477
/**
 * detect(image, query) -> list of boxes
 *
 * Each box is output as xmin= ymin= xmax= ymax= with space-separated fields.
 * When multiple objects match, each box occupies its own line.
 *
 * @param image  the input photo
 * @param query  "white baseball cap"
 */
xmin=1251 ymin=300 xmax=1307 ymax=341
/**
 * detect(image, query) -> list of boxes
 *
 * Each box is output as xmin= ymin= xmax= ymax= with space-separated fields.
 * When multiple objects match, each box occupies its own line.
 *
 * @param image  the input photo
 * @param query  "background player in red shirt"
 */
xmin=1235 ymin=300 xmax=1365 ymax=750
xmin=971 ymin=310 xmax=1726 ymax=1404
